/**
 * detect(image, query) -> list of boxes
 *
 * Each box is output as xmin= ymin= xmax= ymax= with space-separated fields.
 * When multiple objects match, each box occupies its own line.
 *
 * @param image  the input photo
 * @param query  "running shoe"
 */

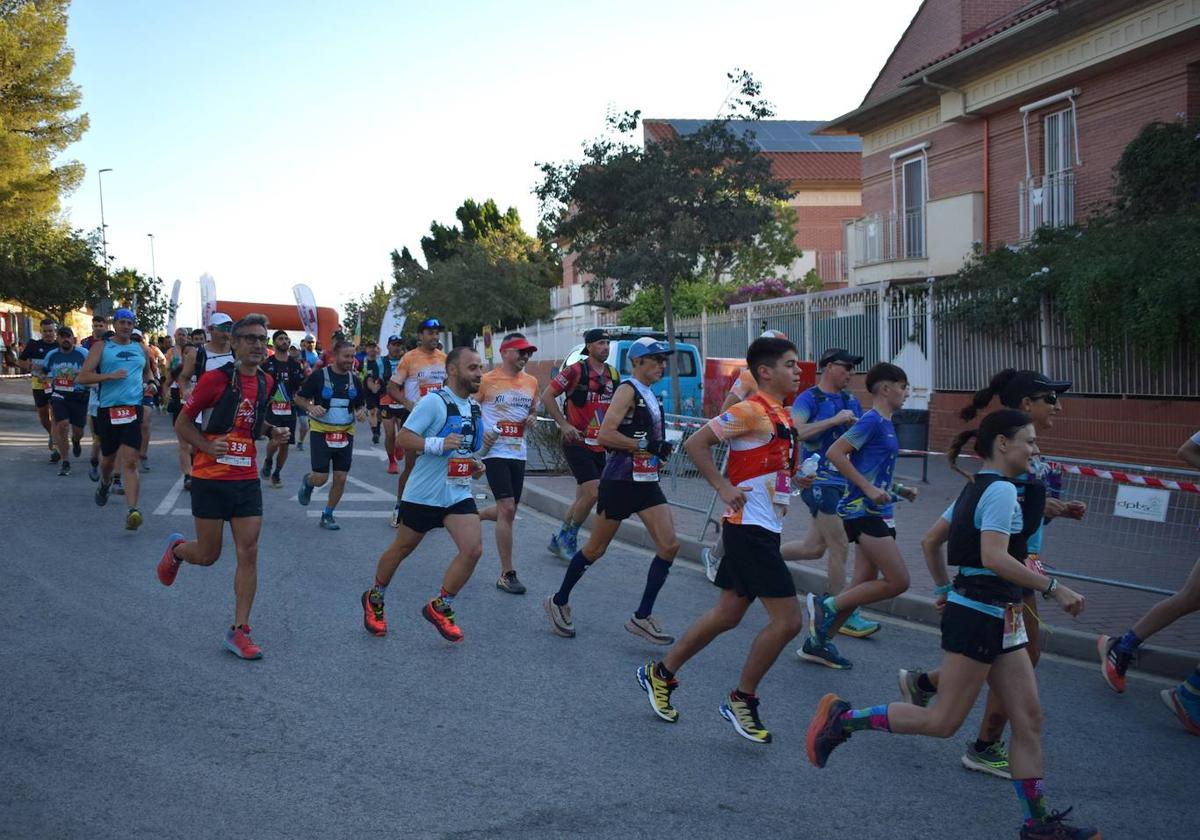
xmin=898 ymin=669 xmax=935 ymax=707
xmin=806 ymin=591 xmax=835 ymax=644
xmin=361 ymin=590 xmax=387 ymax=636
xmin=49 ymin=449 xmax=61 ymax=463
xmin=625 ymin=615 xmax=674 ymax=645
xmin=719 ymin=692 xmax=772 ymax=745
xmin=371 ymin=429 xmax=380 ymax=444
xmin=72 ymin=439 xmax=81 ymax=458
xmin=140 ymin=456 xmax=150 ymax=472
xmin=636 ymin=661 xmax=679 ymax=723
xmin=422 ymin=598 xmax=463 ymax=642
xmin=297 ymin=478 xmax=313 ymax=507
xmin=701 ymin=545 xmax=720 ymax=582
xmin=125 ymin=508 xmax=143 ymax=531
xmin=386 ymin=460 xmax=398 ymax=475
xmin=57 ymin=461 xmax=71 ymax=477
xmin=260 ymin=458 xmax=273 ymax=479
xmin=88 ymin=462 xmax=100 ymax=482
xmin=547 ymin=533 xmax=564 ymax=560
xmin=806 ymin=693 xmax=851 ymax=768
xmin=496 ymin=570 xmax=526 ymax=595
xmin=1160 ymin=685 xmax=1200 ymax=736
xmin=157 ymin=533 xmax=185 ymax=586
xmin=961 ymin=740 xmax=1011 ymax=779
xmin=543 ymin=595 xmax=575 ymax=637
xmin=297 ymin=441 xmax=303 ymax=451
xmin=1018 ymin=807 xmax=1100 ymax=839
xmin=839 ymin=608 xmax=881 ymax=638
xmin=798 ymin=637 xmax=853 ymax=670
xmin=113 ymin=477 xmax=125 ymax=495
xmin=1097 ymin=635 xmax=1131 ymax=694
xmin=270 ymin=472 xmax=283 ymax=489
xmin=319 ymin=512 xmax=340 ymax=530
xmin=224 ymin=625 xmax=263 ymax=660
xmin=94 ymin=480 xmax=111 ymax=507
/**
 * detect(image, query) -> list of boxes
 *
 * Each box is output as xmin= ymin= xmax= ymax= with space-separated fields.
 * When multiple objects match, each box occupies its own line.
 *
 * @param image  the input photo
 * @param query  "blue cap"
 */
xmin=627 ymin=336 xmax=674 ymax=360
xmin=114 ymin=308 xmax=136 ymax=322
xmin=386 ymin=334 xmax=403 ymax=343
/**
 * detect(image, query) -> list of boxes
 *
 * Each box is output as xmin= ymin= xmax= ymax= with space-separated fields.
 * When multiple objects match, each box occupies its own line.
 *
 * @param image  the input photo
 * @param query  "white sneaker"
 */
xmin=625 ymin=614 xmax=674 ymax=645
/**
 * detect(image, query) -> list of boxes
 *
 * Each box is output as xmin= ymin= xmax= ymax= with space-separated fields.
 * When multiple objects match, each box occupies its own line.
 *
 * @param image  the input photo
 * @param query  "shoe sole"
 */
xmin=157 ymin=535 xmax=184 ymax=586
xmin=1097 ymin=635 xmax=1125 ymax=694
xmin=543 ymin=596 xmax=575 ymax=637
xmin=961 ymin=753 xmax=1012 ymax=779
xmin=421 ymin=604 xmax=463 ymax=642
xmin=838 ymin=622 xmax=881 ymax=639
xmin=223 ymin=639 xmax=263 ymax=660
xmin=1160 ymin=688 xmax=1200 ymax=735
xmin=362 ymin=593 xmax=387 ymax=637
xmin=797 ymin=646 xmax=852 ymax=670
xmin=496 ymin=580 xmax=527 ymax=595
xmin=806 ymin=693 xmax=841 ymax=768
xmin=624 ymin=620 xmax=674 ymax=645
xmin=719 ymin=702 xmax=771 ymax=744
xmin=636 ymin=666 xmax=677 ymax=723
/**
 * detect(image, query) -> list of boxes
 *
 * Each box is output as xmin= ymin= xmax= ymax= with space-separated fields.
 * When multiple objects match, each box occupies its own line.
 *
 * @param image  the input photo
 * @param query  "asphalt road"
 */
xmin=0 ymin=409 xmax=1191 ymax=840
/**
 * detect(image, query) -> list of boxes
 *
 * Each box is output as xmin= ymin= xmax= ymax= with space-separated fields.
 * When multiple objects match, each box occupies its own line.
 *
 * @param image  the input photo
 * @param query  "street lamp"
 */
xmin=97 ymin=168 xmax=114 ymax=314
xmin=147 ymin=232 xmax=157 ymax=281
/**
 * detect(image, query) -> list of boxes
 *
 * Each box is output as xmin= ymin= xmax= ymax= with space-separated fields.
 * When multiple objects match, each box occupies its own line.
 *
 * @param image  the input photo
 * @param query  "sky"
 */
xmin=59 ymin=0 xmax=923 ymax=329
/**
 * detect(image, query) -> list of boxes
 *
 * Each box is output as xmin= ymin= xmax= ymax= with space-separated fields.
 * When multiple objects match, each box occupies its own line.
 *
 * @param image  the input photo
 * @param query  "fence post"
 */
xmin=745 ymin=303 xmax=753 ymax=348
xmin=925 ymin=279 xmax=936 ymax=390
xmin=700 ymin=309 xmax=708 ymax=358
xmin=878 ymin=285 xmax=891 ymax=364
xmin=803 ymin=296 xmax=813 ymax=362
xmin=1039 ymin=292 xmax=1052 ymax=375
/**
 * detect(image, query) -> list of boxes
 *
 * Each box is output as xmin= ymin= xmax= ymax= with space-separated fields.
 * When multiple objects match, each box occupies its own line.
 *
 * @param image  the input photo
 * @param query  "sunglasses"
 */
xmin=236 ymin=333 xmax=269 ymax=344
xmin=214 ymin=324 xmax=234 ymax=333
xmin=1031 ymin=391 xmax=1059 ymax=406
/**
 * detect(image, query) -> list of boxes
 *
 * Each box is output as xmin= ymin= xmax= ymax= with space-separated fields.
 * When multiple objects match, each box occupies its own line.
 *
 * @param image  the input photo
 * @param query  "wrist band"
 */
xmin=934 ymin=583 xmax=953 ymax=596
xmin=424 ymin=437 xmax=444 ymax=456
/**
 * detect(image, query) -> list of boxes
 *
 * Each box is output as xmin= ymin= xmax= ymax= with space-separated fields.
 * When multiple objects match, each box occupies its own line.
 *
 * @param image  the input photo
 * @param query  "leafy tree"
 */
xmin=536 ymin=70 xmax=794 ymax=410
xmin=342 ymin=280 xmax=392 ymax=343
xmin=725 ymin=202 xmax=803 ymax=286
xmin=620 ymin=279 xmax=727 ymax=327
xmin=419 ymin=198 xmax=524 ymax=264
xmin=0 ymin=218 xmax=100 ymax=320
xmin=0 ymin=0 xmax=88 ymax=229
xmin=107 ymin=267 xmax=168 ymax=336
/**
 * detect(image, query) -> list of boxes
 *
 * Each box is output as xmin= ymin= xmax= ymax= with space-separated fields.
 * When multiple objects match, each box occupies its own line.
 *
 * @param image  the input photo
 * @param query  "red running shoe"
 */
xmin=362 ymin=590 xmax=387 ymax=636
xmin=157 ymin=533 xmax=185 ymax=586
xmin=224 ymin=625 xmax=263 ymax=660
xmin=1098 ymin=635 xmax=1129 ymax=694
xmin=422 ymin=598 xmax=463 ymax=642
xmin=386 ymin=459 xmax=398 ymax=475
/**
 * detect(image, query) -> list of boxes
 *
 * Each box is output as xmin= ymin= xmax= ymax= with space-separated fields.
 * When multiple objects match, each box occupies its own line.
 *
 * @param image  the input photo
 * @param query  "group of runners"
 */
xmin=16 ymin=308 xmax=1200 ymax=840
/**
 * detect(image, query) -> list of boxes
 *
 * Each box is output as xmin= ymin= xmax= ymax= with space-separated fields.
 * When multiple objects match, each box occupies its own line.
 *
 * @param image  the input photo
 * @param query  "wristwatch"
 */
xmin=1042 ymin=576 xmax=1058 ymax=600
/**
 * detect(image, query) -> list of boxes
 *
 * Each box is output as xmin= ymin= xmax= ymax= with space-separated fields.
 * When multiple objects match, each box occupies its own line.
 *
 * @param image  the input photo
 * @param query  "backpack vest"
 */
xmin=567 ymin=359 xmax=619 ymax=408
xmin=948 ymin=472 xmax=1046 ymax=604
xmin=435 ymin=389 xmax=483 ymax=453
xmin=725 ymin=394 xmax=799 ymax=486
xmin=601 ymin=380 xmax=664 ymax=481
xmin=202 ymin=363 xmax=269 ymax=439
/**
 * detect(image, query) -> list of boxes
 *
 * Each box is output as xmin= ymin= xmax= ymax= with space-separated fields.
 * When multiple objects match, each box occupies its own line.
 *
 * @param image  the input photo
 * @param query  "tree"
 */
xmin=107 ymin=267 xmax=168 ymax=335
xmin=0 ymin=217 xmax=100 ymax=320
xmin=536 ymin=70 xmax=794 ymax=410
xmin=0 ymin=0 xmax=89 ymax=229
xmin=419 ymin=198 xmax=524 ymax=264
xmin=342 ymin=280 xmax=392 ymax=343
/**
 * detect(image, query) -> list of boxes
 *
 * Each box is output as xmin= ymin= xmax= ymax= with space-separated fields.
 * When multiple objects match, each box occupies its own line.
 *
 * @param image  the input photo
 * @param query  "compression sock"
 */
xmin=1115 ymin=630 xmax=1142 ymax=654
xmin=837 ymin=704 xmax=891 ymax=733
xmin=436 ymin=587 xmax=456 ymax=608
xmin=323 ymin=506 xmax=333 ymax=517
xmin=566 ymin=522 xmax=582 ymax=539
xmin=634 ymin=556 xmax=672 ymax=619
xmin=917 ymin=673 xmax=937 ymax=694
xmin=557 ymin=520 xmax=573 ymax=539
xmin=553 ymin=550 xmax=593 ymax=606
xmin=1012 ymin=778 xmax=1049 ymax=827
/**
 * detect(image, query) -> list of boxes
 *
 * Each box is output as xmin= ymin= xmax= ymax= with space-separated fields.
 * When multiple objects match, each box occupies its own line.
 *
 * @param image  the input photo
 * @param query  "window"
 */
xmin=901 ymin=156 xmax=926 ymax=258
xmin=1043 ymin=108 xmax=1074 ymax=227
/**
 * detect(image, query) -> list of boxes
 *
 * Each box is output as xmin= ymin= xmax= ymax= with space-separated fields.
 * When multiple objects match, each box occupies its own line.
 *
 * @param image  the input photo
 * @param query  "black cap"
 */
xmin=819 ymin=347 xmax=864 ymax=368
xmin=387 ymin=334 xmax=402 ymax=344
xmin=1001 ymin=370 xmax=1072 ymax=406
xmin=56 ymin=326 xmax=74 ymax=337
xmin=584 ymin=328 xmax=610 ymax=344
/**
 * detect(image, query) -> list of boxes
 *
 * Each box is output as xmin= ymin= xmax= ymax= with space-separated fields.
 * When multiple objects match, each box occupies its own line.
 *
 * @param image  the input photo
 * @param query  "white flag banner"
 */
xmin=199 ymin=273 xmax=217 ymax=331
xmin=165 ymin=279 xmax=182 ymax=335
xmin=293 ymin=284 xmax=320 ymax=339
xmin=378 ymin=294 xmax=406 ymax=348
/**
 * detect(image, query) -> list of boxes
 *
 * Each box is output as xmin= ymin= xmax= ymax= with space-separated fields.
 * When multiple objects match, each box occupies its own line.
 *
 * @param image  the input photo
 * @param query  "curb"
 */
xmin=521 ymin=482 xmax=1197 ymax=681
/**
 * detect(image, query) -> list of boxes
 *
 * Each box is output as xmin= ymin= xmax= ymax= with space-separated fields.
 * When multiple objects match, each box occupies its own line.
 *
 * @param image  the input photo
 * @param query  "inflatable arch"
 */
xmin=216 ymin=300 xmax=341 ymax=349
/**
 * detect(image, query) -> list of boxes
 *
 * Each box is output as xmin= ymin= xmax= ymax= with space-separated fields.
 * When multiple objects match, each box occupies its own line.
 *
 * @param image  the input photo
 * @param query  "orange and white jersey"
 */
xmin=728 ymin=368 xmax=757 ymax=402
xmin=389 ymin=347 xmax=447 ymax=404
xmin=478 ymin=368 xmax=539 ymax=461
xmin=707 ymin=394 xmax=798 ymax=533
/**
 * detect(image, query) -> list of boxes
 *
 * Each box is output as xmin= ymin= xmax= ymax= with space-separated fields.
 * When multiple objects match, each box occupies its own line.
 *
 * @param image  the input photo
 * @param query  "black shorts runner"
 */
xmin=843 ymin=515 xmax=896 ymax=543
xmin=364 ymin=389 xmax=381 ymax=410
xmin=401 ymin=498 xmax=478 ymax=533
xmin=596 ymin=479 xmax=668 ymax=522
xmin=167 ymin=389 xmax=182 ymax=422
xmin=484 ymin=457 xmax=526 ymax=503
xmin=32 ymin=388 xmax=51 ymax=408
xmin=381 ymin=404 xmax=409 ymax=422
xmin=190 ymin=477 xmax=263 ymax=521
xmin=51 ymin=395 xmax=88 ymax=428
xmin=310 ymin=430 xmax=354 ymax=473
xmin=563 ymin=444 xmax=606 ymax=485
xmin=95 ymin=405 xmax=144 ymax=457
xmin=264 ymin=411 xmax=297 ymax=445
xmin=940 ymin=600 xmax=1028 ymax=664
xmin=715 ymin=522 xmax=797 ymax=601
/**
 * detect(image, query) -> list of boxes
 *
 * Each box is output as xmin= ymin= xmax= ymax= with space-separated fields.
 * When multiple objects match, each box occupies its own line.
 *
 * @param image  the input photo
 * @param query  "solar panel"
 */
xmin=665 ymin=119 xmax=861 ymax=153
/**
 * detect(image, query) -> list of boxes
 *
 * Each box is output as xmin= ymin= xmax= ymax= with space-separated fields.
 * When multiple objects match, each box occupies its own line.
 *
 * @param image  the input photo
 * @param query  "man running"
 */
xmin=78 ymin=308 xmax=151 ymax=530
xmin=43 ymin=326 xmax=89 ymax=476
xmin=378 ymin=334 xmax=406 ymax=474
xmin=361 ymin=347 xmax=494 ymax=643
xmin=259 ymin=330 xmax=305 ymax=489
xmin=132 ymin=330 xmax=161 ymax=471
xmin=477 ymin=332 xmax=540 ymax=595
xmin=166 ymin=327 xmax=195 ymax=482
xmin=541 ymin=328 xmax=619 ymax=560
xmin=544 ymin=336 xmax=680 ymax=644
xmin=638 ymin=336 xmax=805 ymax=744
xmin=295 ymin=338 xmax=367 ymax=530
xmin=81 ymin=315 xmax=110 ymax=480
xmin=296 ymin=335 xmax=317 ymax=451
xmin=359 ymin=340 xmax=385 ymax=444
xmin=18 ymin=318 xmax=59 ymax=460
xmin=157 ymin=313 xmax=290 ymax=660
xmin=719 ymin=329 xmax=789 ymax=412
xmin=387 ymin=318 xmax=447 ymax=526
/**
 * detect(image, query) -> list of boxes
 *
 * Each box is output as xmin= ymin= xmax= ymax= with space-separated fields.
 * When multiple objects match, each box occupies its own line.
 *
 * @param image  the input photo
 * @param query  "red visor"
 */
xmin=501 ymin=337 xmax=537 ymax=353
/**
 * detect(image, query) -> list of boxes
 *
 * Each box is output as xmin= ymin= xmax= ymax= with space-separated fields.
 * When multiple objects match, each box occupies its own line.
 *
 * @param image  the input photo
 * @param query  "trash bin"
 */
xmin=893 ymin=408 xmax=930 ymax=482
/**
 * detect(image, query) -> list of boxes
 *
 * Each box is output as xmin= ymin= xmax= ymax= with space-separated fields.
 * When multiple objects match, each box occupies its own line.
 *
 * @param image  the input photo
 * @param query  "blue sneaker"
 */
xmin=548 ymin=533 xmax=562 ymax=558
xmin=798 ymin=636 xmax=853 ymax=670
xmin=94 ymin=480 xmax=111 ymax=507
xmin=839 ymin=608 xmax=881 ymax=639
xmin=562 ymin=532 xmax=580 ymax=561
xmin=806 ymin=591 xmax=838 ymax=644
xmin=320 ymin=512 xmax=340 ymax=530
xmin=297 ymin=478 xmax=313 ymax=507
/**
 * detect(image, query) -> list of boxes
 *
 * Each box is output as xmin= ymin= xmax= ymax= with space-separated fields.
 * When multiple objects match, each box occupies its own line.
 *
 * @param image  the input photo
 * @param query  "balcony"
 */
xmin=814 ymin=250 xmax=848 ymax=287
xmin=1019 ymin=171 xmax=1075 ymax=240
xmin=844 ymin=193 xmax=983 ymax=286
xmin=851 ymin=209 xmax=926 ymax=268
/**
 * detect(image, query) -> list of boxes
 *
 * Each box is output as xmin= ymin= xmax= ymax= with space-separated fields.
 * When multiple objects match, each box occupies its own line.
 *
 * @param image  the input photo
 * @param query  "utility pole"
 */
xmin=97 ymin=168 xmax=114 ymax=316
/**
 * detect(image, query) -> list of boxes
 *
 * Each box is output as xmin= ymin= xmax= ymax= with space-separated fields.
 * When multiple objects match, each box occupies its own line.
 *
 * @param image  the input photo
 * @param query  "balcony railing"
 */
xmin=851 ymin=209 xmax=926 ymax=267
xmin=814 ymin=250 xmax=848 ymax=285
xmin=1019 ymin=171 xmax=1075 ymax=240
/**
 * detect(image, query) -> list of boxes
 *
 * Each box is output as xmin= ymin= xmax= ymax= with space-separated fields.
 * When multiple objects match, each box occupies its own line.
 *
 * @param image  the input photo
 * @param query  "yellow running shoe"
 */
xmin=719 ymin=691 xmax=771 ymax=744
xmin=636 ymin=661 xmax=679 ymax=723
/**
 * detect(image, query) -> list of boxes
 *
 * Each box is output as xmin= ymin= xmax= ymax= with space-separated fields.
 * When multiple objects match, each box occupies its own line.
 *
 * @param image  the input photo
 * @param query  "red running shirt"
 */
xmin=183 ymin=369 xmax=272 ymax=481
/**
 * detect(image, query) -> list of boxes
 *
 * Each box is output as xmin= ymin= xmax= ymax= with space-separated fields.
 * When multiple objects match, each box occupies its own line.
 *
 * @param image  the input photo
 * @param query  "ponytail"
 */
xmin=959 ymin=368 xmax=1020 ymax=421
xmin=949 ymin=408 xmax=1033 ymax=480
xmin=947 ymin=429 xmax=978 ymax=480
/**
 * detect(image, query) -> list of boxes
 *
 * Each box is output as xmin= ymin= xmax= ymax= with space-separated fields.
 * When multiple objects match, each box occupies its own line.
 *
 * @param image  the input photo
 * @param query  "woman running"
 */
xmin=805 ymin=409 xmax=1099 ymax=840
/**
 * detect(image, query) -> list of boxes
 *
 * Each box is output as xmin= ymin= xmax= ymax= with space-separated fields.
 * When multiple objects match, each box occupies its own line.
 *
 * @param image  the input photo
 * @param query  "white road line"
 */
xmin=153 ymin=476 xmax=185 ymax=515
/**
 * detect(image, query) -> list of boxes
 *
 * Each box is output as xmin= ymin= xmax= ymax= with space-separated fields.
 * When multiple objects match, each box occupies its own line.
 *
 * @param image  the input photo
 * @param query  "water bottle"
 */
xmin=800 ymin=453 xmax=820 ymax=478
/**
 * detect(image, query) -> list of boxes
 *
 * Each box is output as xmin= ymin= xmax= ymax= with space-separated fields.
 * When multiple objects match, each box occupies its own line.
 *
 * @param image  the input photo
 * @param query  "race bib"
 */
xmin=498 ymin=420 xmax=524 ymax=439
xmin=108 ymin=406 xmax=137 ymax=425
xmin=584 ymin=411 xmax=604 ymax=447
xmin=270 ymin=400 xmax=292 ymax=416
xmin=774 ymin=471 xmax=792 ymax=506
xmin=324 ymin=431 xmax=349 ymax=449
xmin=1002 ymin=603 xmax=1029 ymax=649
xmin=447 ymin=457 xmax=474 ymax=486
xmin=632 ymin=451 xmax=659 ymax=483
xmin=216 ymin=437 xmax=253 ymax=468
xmin=379 ymin=394 xmax=395 ymax=406
xmin=54 ymin=374 xmax=75 ymax=392
xmin=418 ymin=381 xmax=442 ymax=397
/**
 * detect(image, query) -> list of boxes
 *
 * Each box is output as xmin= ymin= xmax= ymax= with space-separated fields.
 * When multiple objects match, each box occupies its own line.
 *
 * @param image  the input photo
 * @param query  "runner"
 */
xmin=805 ymin=408 xmax=1100 ymax=840
xmin=800 ymin=362 xmax=918 ymax=670
xmin=43 ymin=326 xmax=89 ymax=476
xmin=296 ymin=335 xmax=318 ymax=451
xmin=1098 ymin=429 xmax=1200 ymax=735
xmin=179 ymin=315 xmax=236 ymax=491
xmin=719 ymin=329 xmax=788 ymax=412
xmin=899 ymin=368 xmax=1081 ymax=777
xmin=78 ymin=308 xmax=151 ymax=530
xmin=17 ymin=317 xmax=58 ymax=460
xmin=294 ymin=338 xmax=367 ymax=530
xmin=132 ymin=330 xmax=161 ymax=471
xmin=259 ymin=330 xmax=305 ymax=489
xmin=165 ymin=327 xmax=196 ymax=483
xmin=386 ymin=318 xmax=447 ymax=526
xmin=541 ymin=328 xmax=619 ymax=560
xmin=157 ymin=313 xmax=289 ymax=660
xmin=543 ymin=336 xmax=680 ymax=644
xmin=144 ymin=331 xmax=167 ymax=414
xmin=378 ymin=334 xmax=406 ymax=474
xmin=360 ymin=347 xmax=494 ymax=642
xmin=637 ymin=336 xmax=805 ymax=744
xmin=358 ymin=340 xmax=385 ymax=444
xmin=477 ymin=332 xmax=540 ymax=595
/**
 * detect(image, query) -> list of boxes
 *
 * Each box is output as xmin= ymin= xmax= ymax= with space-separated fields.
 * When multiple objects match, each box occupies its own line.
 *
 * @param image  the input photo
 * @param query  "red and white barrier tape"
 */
xmin=0 ymin=373 xmax=31 ymax=380
xmin=1045 ymin=460 xmax=1200 ymax=496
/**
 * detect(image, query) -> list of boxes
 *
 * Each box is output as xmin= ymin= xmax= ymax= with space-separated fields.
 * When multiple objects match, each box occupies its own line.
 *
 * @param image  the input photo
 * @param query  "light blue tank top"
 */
xmin=98 ymin=340 xmax=146 ymax=408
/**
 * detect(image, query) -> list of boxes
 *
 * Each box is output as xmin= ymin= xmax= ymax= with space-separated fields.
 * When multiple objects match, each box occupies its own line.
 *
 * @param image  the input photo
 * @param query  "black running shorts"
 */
xmin=310 ymin=430 xmax=354 ymax=473
xmin=95 ymin=405 xmax=144 ymax=457
xmin=264 ymin=411 xmax=297 ymax=445
xmin=32 ymin=388 xmax=51 ymax=408
xmin=714 ymin=523 xmax=796 ymax=602
xmin=400 ymin=498 xmax=478 ymax=533
xmin=843 ymin=516 xmax=896 ymax=543
xmin=940 ymin=600 xmax=1029 ymax=664
xmin=51 ymin=395 xmax=88 ymax=428
xmin=190 ymin=477 xmax=263 ymax=521
xmin=563 ymin=444 xmax=606 ymax=485
xmin=381 ymin=404 xmax=409 ymax=422
xmin=596 ymin=479 xmax=667 ymax=522
xmin=484 ymin=457 xmax=526 ymax=503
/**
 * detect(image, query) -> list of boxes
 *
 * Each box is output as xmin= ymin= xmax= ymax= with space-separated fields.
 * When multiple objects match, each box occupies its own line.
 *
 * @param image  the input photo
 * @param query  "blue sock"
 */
xmin=1115 ymin=630 xmax=1142 ymax=654
xmin=1012 ymin=778 xmax=1048 ymax=827
xmin=1184 ymin=667 xmax=1200 ymax=697
xmin=437 ymin=586 xmax=456 ymax=607
xmin=323 ymin=506 xmax=333 ymax=517
xmin=558 ymin=520 xmax=572 ymax=538
xmin=567 ymin=522 xmax=582 ymax=538
xmin=554 ymin=550 xmax=592 ymax=606
xmin=371 ymin=578 xmax=387 ymax=599
xmin=837 ymin=704 xmax=891 ymax=733
xmin=635 ymin=556 xmax=672 ymax=619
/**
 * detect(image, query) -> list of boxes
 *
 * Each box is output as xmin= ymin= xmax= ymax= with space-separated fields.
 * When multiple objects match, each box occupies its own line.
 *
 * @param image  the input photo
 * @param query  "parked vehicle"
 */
xmin=560 ymin=327 xmax=703 ymax=416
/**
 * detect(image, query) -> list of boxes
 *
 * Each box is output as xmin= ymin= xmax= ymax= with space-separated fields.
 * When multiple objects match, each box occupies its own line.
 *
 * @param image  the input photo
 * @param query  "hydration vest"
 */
xmin=948 ymin=472 xmax=1046 ymax=604
xmin=725 ymin=394 xmax=799 ymax=486
xmin=567 ymin=359 xmax=619 ymax=408
xmin=201 ymin=363 xmax=269 ymax=439
xmin=435 ymin=389 xmax=483 ymax=453
xmin=601 ymin=380 xmax=663 ymax=481
xmin=316 ymin=366 xmax=358 ymax=406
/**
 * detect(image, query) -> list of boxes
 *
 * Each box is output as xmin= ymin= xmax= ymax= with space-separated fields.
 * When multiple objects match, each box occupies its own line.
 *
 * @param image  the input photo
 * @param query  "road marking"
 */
xmin=309 ymin=474 xmax=394 ymax=502
xmin=153 ymin=476 xmax=185 ymax=515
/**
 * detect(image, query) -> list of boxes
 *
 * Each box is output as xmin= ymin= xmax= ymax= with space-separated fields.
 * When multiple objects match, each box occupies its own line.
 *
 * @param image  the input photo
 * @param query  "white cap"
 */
xmin=209 ymin=312 xmax=233 ymax=327
xmin=131 ymin=328 xmax=144 ymax=338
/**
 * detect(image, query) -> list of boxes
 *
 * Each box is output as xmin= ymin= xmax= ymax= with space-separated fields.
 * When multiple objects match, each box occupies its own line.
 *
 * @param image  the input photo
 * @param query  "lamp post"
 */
xmin=97 ymin=168 xmax=114 ymax=315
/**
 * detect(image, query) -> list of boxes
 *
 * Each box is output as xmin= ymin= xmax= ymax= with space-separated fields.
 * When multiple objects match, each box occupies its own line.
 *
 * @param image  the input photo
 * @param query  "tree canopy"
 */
xmin=342 ymin=279 xmax=392 ymax=343
xmin=0 ymin=218 xmax=100 ymax=320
